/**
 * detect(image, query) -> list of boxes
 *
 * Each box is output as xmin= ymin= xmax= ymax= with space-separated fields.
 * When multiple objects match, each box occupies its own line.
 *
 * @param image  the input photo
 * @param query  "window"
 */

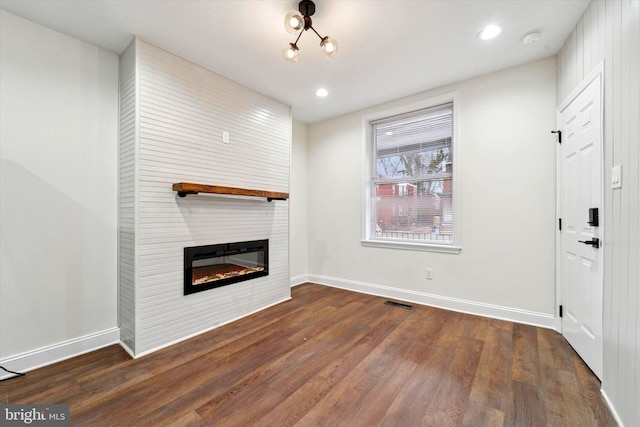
xmin=363 ymin=96 xmax=460 ymax=253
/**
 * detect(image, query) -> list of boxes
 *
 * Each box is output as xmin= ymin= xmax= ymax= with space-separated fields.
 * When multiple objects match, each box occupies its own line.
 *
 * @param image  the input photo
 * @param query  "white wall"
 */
xmin=307 ymin=57 xmax=557 ymax=326
xmin=120 ymin=39 xmax=292 ymax=356
xmin=557 ymin=1 xmax=640 ymax=425
xmin=0 ymin=11 xmax=119 ymax=368
xmin=290 ymin=120 xmax=309 ymax=284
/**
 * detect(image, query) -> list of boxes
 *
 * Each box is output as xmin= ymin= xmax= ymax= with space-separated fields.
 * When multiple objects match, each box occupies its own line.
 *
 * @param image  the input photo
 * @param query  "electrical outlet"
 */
xmin=222 ymin=131 xmax=230 ymax=144
xmin=425 ymin=269 xmax=433 ymax=280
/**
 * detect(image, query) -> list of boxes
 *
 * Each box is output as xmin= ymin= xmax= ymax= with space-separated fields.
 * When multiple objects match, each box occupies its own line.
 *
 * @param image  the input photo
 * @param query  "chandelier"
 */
xmin=283 ymin=0 xmax=338 ymax=63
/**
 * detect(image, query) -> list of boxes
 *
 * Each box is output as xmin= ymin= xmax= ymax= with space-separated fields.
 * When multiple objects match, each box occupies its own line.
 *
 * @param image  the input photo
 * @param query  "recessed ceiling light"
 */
xmin=479 ymin=25 xmax=502 ymax=40
xmin=316 ymin=88 xmax=328 ymax=97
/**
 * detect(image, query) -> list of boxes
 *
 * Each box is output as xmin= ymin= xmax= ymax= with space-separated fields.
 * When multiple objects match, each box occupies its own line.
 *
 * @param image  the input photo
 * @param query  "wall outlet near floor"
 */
xmin=222 ymin=131 xmax=230 ymax=144
xmin=425 ymin=268 xmax=433 ymax=280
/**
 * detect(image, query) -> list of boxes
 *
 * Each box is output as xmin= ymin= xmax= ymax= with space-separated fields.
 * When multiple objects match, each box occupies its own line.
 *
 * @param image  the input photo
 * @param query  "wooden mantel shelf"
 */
xmin=172 ymin=182 xmax=289 ymax=202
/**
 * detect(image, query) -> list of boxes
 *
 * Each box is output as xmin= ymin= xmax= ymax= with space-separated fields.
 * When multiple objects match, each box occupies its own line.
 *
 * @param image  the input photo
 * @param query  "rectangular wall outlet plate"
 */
xmin=612 ymin=164 xmax=622 ymax=189
xmin=425 ymin=268 xmax=433 ymax=280
xmin=222 ymin=131 xmax=230 ymax=144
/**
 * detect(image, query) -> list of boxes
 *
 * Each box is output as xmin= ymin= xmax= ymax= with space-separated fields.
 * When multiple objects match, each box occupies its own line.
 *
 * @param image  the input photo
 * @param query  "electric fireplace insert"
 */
xmin=184 ymin=239 xmax=268 ymax=295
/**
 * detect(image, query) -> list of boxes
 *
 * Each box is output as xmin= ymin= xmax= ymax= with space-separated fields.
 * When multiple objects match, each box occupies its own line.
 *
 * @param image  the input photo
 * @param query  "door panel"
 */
xmin=559 ymin=72 xmax=603 ymax=380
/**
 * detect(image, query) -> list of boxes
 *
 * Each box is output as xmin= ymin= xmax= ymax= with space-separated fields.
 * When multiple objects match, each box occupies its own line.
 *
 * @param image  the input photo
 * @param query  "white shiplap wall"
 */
xmin=557 ymin=1 xmax=640 ymax=426
xmin=118 ymin=40 xmax=137 ymax=353
xmin=119 ymin=39 xmax=291 ymax=356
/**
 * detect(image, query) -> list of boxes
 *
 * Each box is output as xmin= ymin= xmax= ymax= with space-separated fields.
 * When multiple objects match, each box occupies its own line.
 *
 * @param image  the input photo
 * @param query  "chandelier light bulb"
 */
xmin=320 ymin=36 xmax=338 ymax=57
xmin=284 ymin=11 xmax=305 ymax=34
xmin=283 ymin=43 xmax=299 ymax=63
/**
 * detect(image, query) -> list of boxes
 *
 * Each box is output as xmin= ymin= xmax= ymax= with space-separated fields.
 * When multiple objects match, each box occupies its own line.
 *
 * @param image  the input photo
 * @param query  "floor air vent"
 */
xmin=384 ymin=301 xmax=413 ymax=310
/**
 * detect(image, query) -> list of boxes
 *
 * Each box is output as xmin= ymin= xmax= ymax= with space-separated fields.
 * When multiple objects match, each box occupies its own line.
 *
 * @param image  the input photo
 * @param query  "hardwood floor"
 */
xmin=1 ymin=284 xmax=616 ymax=426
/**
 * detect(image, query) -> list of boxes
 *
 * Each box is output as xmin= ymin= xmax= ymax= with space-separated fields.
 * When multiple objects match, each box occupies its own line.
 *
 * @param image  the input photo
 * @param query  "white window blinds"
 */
xmin=372 ymin=103 xmax=453 ymax=180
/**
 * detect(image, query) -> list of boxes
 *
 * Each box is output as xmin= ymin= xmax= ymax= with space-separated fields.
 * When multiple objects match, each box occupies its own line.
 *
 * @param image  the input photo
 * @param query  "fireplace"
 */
xmin=184 ymin=239 xmax=268 ymax=295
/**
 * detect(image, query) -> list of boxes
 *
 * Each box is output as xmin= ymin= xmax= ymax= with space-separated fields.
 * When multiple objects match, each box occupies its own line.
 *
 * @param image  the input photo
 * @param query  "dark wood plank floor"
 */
xmin=0 ymin=284 xmax=616 ymax=426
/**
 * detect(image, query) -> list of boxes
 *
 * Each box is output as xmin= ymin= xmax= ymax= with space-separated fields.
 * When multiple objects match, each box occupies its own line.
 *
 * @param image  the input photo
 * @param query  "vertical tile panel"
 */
xmin=597 ymin=0 xmax=607 ymax=66
xmin=589 ymin=1 xmax=600 ymax=70
xmin=118 ymin=41 xmax=137 ymax=352
xmin=582 ymin=2 xmax=592 ymax=75
xmin=133 ymin=40 xmax=291 ymax=354
xmin=602 ymin=0 xmax=617 ymax=405
xmin=557 ymin=43 xmax=566 ymax=103
xmin=576 ymin=15 xmax=585 ymax=83
xmin=610 ymin=0 xmax=625 ymax=417
xmin=621 ymin=0 xmax=639 ymax=420
xmin=565 ymin=29 xmax=578 ymax=99
xmin=635 ymin=4 xmax=640 ymax=424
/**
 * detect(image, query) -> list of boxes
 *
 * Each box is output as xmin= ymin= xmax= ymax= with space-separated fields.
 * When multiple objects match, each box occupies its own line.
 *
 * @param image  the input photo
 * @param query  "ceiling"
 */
xmin=0 ymin=0 xmax=589 ymax=123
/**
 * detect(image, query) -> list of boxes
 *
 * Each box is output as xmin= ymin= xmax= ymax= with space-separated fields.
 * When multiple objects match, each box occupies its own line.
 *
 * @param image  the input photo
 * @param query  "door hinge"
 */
xmin=559 ymin=305 xmax=563 ymax=318
xmin=551 ymin=130 xmax=562 ymax=144
xmin=559 ymin=218 xmax=562 ymax=231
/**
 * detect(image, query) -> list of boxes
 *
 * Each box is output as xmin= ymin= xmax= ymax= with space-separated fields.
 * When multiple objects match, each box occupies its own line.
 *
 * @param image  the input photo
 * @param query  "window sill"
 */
xmin=361 ymin=239 xmax=462 ymax=254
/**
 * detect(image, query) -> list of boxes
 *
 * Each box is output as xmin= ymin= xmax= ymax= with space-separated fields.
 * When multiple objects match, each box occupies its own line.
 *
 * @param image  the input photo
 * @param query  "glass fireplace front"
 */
xmin=184 ymin=239 xmax=268 ymax=295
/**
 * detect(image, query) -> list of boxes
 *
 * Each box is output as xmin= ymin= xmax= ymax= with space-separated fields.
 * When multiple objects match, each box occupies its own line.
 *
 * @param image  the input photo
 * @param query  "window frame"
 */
xmin=361 ymin=92 xmax=462 ymax=254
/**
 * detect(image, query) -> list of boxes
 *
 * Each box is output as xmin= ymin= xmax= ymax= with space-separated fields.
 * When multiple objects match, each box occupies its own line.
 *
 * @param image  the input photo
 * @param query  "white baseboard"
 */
xmin=601 ymin=388 xmax=624 ymax=427
xmin=0 ymin=327 xmax=120 ymax=380
xmin=307 ymin=274 xmax=556 ymax=329
xmin=119 ymin=340 xmax=136 ymax=359
xmin=290 ymin=274 xmax=309 ymax=287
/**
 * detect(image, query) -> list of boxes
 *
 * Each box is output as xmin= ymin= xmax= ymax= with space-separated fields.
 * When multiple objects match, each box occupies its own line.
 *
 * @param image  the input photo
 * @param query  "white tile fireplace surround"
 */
xmin=119 ymin=38 xmax=291 ymax=357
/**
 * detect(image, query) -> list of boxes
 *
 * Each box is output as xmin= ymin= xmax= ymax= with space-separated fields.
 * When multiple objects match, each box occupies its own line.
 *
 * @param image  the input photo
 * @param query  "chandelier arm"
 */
xmin=308 ymin=25 xmax=323 ymax=40
xmin=294 ymin=31 xmax=304 ymax=45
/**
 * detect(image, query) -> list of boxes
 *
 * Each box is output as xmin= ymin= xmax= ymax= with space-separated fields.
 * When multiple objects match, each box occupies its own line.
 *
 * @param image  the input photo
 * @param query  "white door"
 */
xmin=558 ymin=67 xmax=603 ymax=380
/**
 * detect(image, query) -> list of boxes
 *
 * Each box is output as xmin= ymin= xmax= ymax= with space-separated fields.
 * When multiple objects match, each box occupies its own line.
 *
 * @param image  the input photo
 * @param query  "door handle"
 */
xmin=578 ymin=238 xmax=600 ymax=248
